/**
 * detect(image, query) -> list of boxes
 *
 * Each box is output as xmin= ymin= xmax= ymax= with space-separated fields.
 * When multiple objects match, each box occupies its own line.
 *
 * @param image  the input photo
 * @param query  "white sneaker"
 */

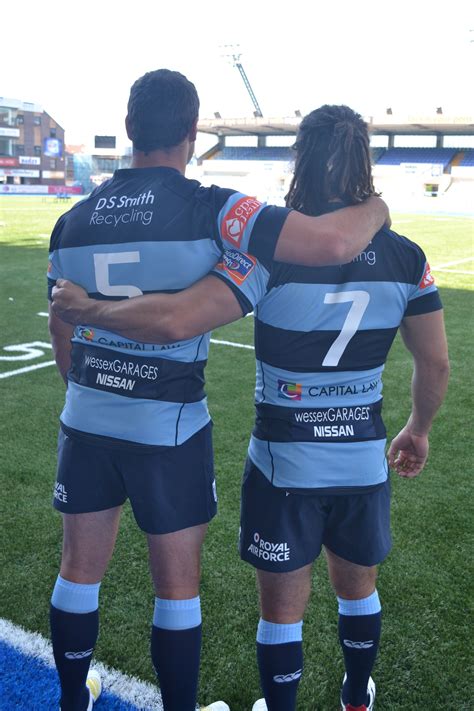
xmin=340 ymin=673 xmax=376 ymax=710
xmin=252 ymin=700 xmax=267 ymax=711
xmin=200 ymin=703 xmax=231 ymax=711
xmin=86 ymin=669 xmax=102 ymax=710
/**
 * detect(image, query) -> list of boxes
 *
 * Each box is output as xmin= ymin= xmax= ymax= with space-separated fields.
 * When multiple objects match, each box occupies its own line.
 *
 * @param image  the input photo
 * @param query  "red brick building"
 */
xmin=0 ymin=98 xmax=65 ymax=186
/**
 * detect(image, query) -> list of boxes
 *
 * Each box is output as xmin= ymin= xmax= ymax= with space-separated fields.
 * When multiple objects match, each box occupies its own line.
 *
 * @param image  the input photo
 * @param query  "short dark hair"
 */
xmin=286 ymin=105 xmax=379 ymax=216
xmin=127 ymin=69 xmax=200 ymax=152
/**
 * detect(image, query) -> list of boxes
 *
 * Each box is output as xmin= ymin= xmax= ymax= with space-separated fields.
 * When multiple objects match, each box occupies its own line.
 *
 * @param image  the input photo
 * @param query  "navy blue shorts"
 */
xmin=239 ymin=458 xmax=391 ymax=572
xmin=53 ymin=422 xmax=217 ymax=535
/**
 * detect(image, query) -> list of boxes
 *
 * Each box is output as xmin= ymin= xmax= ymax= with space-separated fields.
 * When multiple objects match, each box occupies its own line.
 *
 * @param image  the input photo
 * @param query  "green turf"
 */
xmin=0 ymin=197 xmax=473 ymax=709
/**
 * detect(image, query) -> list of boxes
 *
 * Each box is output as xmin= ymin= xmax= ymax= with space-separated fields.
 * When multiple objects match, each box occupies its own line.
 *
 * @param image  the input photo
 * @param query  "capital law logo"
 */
xmin=79 ymin=327 xmax=94 ymax=341
xmin=278 ymin=380 xmax=302 ymax=401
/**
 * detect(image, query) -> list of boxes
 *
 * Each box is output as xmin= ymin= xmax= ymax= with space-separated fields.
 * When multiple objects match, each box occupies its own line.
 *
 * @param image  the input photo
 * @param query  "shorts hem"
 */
xmin=138 ymin=509 xmax=217 ymax=536
xmin=239 ymin=551 xmax=318 ymax=573
xmin=52 ymin=499 xmax=127 ymax=515
xmin=323 ymin=541 xmax=392 ymax=567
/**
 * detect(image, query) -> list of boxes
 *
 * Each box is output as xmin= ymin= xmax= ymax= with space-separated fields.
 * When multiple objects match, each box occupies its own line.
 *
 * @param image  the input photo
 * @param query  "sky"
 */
xmin=2 ymin=0 xmax=473 ymax=149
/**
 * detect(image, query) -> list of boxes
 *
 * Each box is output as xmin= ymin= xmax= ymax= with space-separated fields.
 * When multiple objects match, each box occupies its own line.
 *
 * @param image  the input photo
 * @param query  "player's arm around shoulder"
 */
xmin=388 ymin=309 xmax=450 ymax=478
xmin=274 ymin=196 xmax=389 ymax=266
xmin=51 ymin=275 xmax=246 ymax=344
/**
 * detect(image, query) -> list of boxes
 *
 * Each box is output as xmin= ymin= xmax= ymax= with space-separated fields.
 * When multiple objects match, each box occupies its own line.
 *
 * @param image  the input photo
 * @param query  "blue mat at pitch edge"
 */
xmin=0 ymin=641 xmax=141 ymax=711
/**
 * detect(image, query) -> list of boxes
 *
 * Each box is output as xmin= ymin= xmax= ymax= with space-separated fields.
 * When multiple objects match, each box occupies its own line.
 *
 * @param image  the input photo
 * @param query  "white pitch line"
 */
xmin=434 ymin=268 xmax=473 ymax=276
xmin=1 ymin=340 xmax=254 ymax=380
xmin=210 ymin=338 xmax=254 ymax=350
xmin=37 ymin=312 xmax=49 ymax=317
xmin=0 ymin=618 xmax=163 ymax=710
xmin=432 ymin=257 xmax=473 ymax=269
xmin=0 ymin=360 xmax=56 ymax=379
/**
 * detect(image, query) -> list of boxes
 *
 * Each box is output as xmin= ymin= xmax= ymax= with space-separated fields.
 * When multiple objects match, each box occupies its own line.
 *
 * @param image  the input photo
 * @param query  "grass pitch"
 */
xmin=0 ymin=196 xmax=473 ymax=710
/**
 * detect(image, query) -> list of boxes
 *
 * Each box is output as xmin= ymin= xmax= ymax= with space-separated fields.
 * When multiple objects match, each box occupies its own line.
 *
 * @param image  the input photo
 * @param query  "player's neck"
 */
xmin=130 ymin=145 xmax=188 ymax=174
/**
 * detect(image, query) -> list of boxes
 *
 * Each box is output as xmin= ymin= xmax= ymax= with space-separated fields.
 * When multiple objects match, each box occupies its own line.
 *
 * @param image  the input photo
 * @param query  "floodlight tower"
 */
xmin=221 ymin=44 xmax=263 ymax=117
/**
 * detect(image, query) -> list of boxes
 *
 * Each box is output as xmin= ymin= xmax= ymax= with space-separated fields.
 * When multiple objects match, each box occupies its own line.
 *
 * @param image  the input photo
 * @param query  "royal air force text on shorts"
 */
xmin=248 ymin=533 xmax=291 ymax=563
xmin=90 ymin=190 xmax=155 ymax=228
xmin=54 ymin=483 xmax=68 ymax=503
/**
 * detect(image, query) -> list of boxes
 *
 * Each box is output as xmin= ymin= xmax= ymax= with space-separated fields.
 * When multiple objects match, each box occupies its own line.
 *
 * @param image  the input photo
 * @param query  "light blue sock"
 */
xmin=153 ymin=595 xmax=201 ymax=630
xmin=257 ymin=618 xmax=303 ymax=645
xmin=51 ymin=575 xmax=100 ymax=614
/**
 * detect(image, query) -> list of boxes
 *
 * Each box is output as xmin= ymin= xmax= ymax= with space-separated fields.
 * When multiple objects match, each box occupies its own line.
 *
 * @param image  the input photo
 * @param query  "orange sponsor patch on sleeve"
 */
xmin=216 ymin=250 xmax=257 ymax=285
xmin=221 ymin=196 xmax=262 ymax=248
xmin=419 ymin=262 xmax=435 ymax=289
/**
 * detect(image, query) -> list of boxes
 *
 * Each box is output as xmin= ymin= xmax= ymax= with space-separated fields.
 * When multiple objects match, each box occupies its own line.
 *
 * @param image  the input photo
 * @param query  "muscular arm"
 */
xmin=388 ymin=309 xmax=449 ymax=477
xmin=51 ymin=196 xmax=388 ymax=341
xmin=274 ymin=196 xmax=389 ymax=266
xmin=48 ymin=303 xmax=74 ymax=384
xmin=51 ymin=274 xmax=245 ymax=344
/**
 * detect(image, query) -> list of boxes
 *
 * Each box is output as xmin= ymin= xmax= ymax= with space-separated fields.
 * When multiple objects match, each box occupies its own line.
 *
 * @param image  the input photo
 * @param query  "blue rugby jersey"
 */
xmin=47 ymin=167 xmax=289 ymax=447
xmin=212 ymin=221 xmax=442 ymax=491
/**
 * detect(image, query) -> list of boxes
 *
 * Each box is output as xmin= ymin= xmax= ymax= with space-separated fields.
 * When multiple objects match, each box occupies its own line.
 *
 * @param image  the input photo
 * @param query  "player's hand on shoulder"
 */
xmin=387 ymin=426 xmax=429 ymax=478
xmin=51 ymin=279 xmax=91 ymax=325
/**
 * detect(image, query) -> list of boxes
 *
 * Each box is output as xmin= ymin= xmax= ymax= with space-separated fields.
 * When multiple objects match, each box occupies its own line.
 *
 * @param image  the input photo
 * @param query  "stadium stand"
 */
xmin=370 ymin=147 xmax=386 ymax=164
xmin=214 ymin=146 xmax=293 ymax=161
xmin=377 ymin=147 xmax=457 ymax=169
xmin=459 ymin=149 xmax=474 ymax=166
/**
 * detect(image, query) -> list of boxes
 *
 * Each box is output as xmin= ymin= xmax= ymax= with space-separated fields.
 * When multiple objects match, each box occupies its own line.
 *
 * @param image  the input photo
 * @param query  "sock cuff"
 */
xmin=337 ymin=589 xmax=381 ymax=616
xmin=257 ymin=618 xmax=303 ymax=645
xmin=153 ymin=596 xmax=201 ymax=631
xmin=51 ymin=575 xmax=101 ymax=614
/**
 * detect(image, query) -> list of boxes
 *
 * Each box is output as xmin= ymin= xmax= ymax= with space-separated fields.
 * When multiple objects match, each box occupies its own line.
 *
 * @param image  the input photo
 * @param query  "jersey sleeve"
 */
xmin=215 ymin=191 xmax=290 ymax=263
xmin=47 ymin=215 xmax=66 ymax=300
xmin=404 ymin=248 xmax=442 ymax=317
xmin=210 ymin=249 xmax=270 ymax=315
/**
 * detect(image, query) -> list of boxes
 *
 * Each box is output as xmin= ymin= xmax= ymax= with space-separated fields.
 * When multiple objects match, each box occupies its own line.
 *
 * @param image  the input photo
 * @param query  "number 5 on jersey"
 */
xmin=93 ymin=251 xmax=143 ymax=298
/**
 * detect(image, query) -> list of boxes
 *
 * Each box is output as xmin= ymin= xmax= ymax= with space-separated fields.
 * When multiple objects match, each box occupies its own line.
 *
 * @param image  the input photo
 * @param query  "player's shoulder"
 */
xmin=161 ymin=176 xmax=242 ymax=218
xmin=193 ymin=183 xmax=239 ymax=210
xmin=375 ymin=225 xmax=425 ymax=257
xmin=56 ymin=180 xmax=113 ymax=223
xmin=374 ymin=225 xmax=427 ymax=268
xmin=48 ymin=181 xmax=113 ymax=249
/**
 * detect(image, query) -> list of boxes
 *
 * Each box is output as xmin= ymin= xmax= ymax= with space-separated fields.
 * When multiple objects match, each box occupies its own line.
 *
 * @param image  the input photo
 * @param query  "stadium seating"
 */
xmin=370 ymin=148 xmax=386 ymax=164
xmin=459 ymin=149 xmax=474 ymax=166
xmin=214 ymin=147 xmax=293 ymax=161
xmin=377 ymin=147 xmax=457 ymax=169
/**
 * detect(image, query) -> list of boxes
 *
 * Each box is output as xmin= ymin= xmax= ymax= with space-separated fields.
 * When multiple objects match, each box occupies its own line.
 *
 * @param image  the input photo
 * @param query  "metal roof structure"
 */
xmin=197 ymin=114 xmax=474 ymax=137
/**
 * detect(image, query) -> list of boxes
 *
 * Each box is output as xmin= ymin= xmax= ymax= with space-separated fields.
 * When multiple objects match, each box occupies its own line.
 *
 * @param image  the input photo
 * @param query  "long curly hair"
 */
xmin=285 ymin=105 xmax=379 ymax=215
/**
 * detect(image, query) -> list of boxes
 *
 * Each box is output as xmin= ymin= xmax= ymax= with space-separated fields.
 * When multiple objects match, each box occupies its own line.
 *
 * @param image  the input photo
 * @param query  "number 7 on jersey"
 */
xmin=322 ymin=290 xmax=370 ymax=367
